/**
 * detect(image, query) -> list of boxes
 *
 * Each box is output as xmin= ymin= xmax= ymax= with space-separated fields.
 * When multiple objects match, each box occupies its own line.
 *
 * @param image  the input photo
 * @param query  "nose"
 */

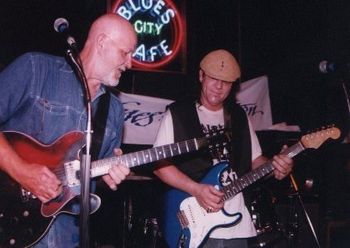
xmin=125 ymin=53 xmax=133 ymax=69
xmin=215 ymin=80 xmax=224 ymax=89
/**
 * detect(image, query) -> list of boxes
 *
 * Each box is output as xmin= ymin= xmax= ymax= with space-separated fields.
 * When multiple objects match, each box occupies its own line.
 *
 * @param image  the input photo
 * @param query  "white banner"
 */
xmin=236 ymin=75 xmax=272 ymax=131
xmin=121 ymin=92 xmax=174 ymax=144
xmin=120 ymin=75 xmax=272 ymax=144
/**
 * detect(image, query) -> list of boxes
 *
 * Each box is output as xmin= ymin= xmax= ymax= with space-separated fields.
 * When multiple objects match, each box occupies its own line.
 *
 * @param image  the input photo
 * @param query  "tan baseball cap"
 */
xmin=200 ymin=49 xmax=241 ymax=82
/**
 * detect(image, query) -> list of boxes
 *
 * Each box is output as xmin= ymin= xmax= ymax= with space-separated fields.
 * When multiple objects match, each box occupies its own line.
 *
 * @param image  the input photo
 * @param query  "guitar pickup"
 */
xmin=64 ymin=160 xmax=81 ymax=186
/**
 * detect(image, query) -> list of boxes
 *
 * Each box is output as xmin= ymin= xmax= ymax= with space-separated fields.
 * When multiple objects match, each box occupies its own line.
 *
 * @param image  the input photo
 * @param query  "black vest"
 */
xmin=169 ymin=100 xmax=253 ymax=202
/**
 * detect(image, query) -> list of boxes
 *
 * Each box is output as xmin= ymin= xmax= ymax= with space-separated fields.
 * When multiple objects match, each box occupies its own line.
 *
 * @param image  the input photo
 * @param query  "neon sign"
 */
xmin=111 ymin=0 xmax=185 ymax=70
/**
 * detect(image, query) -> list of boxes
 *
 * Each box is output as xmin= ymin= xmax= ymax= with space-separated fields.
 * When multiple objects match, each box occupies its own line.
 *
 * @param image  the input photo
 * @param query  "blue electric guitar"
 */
xmin=162 ymin=126 xmax=340 ymax=248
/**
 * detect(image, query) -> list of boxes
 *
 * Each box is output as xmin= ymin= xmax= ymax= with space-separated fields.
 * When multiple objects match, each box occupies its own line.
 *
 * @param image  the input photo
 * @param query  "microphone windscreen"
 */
xmin=54 ymin=18 xmax=69 ymax=33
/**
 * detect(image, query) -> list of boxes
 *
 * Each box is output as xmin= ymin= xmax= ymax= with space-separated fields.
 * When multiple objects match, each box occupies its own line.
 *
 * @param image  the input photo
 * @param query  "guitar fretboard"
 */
xmin=221 ymin=141 xmax=305 ymax=202
xmin=90 ymin=137 xmax=209 ymax=178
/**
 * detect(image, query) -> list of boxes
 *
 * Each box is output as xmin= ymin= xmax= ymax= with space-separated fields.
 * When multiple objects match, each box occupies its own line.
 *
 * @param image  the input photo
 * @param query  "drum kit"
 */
xmin=88 ymin=171 xmax=162 ymax=247
xmin=248 ymin=175 xmax=320 ymax=248
xmin=248 ymin=185 xmax=284 ymax=248
xmin=91 ymin=172 xmax=167 ymax=248
xmin=121 ymin=173 xmax=166 ymax=248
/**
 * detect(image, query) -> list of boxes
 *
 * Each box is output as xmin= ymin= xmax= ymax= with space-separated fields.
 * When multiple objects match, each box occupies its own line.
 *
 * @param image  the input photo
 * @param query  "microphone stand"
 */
xmin=341 ymin=81 xmax=350 ymax=139
xmin=336 ymin=67 xmax=350 ymax=139
xmin=342 ymin=82 xmax=350 ymax=115
xmin=289 ymin=173 xmax=321 ymax=248
xmin=66 ymin=48 xmax=92 ymax=248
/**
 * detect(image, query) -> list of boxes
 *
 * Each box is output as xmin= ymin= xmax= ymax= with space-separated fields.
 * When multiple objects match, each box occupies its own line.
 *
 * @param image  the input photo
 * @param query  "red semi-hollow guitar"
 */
xmin=0 ymin=129 xmax=229 ymax=247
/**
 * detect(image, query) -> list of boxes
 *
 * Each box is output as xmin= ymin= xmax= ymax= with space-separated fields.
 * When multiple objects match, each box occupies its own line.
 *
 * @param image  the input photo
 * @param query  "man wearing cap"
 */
xmin=153 ymin=49 xmax=293 ymax=247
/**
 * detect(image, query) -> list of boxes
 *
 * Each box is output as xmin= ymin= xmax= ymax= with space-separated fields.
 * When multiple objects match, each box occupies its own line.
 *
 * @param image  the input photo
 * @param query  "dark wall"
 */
xmin=0 ymin=0 xmax=106 ymax=65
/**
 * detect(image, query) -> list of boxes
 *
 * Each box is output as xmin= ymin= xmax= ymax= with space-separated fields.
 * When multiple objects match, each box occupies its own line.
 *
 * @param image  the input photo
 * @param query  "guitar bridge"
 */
xmin=177 ymin=210 xmax=189 ymax=229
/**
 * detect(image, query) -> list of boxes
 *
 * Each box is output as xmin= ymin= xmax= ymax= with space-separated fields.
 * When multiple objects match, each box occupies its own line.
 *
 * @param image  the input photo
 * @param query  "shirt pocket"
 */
xmin=30 ymin=97 xmax=81 ymax=143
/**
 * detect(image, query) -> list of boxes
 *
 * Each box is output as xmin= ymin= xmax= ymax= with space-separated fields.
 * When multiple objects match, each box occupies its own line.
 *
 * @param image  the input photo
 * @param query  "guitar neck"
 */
xmin=221 ymin=141 xmax=305 ymax=202
xmin=90 ymin=137 xmax=208 ymax=178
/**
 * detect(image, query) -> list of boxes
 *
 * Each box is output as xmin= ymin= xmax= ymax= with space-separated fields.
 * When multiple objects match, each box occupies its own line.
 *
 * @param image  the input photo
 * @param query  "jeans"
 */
xmin=33 ymin=214 xmax=79 ymax=248
xmin=201 ymin=238 xmax=248 ymax=248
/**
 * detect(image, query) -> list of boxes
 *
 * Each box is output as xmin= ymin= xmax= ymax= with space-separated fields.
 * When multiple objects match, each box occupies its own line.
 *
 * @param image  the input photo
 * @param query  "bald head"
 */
xmin=80 ymin=14 xmax=137 ymax=91
xmin=86 ymin=14 xmax=136 ymax=45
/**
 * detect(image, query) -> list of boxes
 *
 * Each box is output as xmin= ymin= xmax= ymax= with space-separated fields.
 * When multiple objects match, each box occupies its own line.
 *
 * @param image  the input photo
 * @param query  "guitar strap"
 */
xmin=223 ymin=106 xmax=232 ymax=138
xmin=227 ymin=103 xmax=252 ymax=177
xmin=91 ymin=90 xmax=111 ymax=160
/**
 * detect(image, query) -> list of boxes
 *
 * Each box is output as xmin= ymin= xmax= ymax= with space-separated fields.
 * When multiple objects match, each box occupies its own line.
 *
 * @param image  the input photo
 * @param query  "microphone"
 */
xmin=54 ymin=18 xmax=77 ymax=49
xmin=319 ymin=60 xmax=337 ymax=74
xmin=319 ymin=59 xmax=350 ymax=76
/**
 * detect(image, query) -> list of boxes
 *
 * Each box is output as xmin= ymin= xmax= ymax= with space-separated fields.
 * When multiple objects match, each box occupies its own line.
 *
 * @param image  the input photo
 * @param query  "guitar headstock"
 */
xmin=301 ymin=126 xmax=341 ymax=149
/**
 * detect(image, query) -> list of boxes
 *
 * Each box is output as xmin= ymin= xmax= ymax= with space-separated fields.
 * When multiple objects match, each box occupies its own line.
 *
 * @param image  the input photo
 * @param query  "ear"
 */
xmin=199 ymin=69 xmax=204 ymax=83
xmin=96 ymin=33 xmax=108 ymax=52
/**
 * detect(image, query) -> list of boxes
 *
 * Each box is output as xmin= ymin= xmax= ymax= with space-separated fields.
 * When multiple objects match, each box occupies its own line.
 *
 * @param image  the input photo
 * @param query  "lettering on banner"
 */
xmin=239 ymin=103 xmax=264 ymax=117
xmin=123 ymin=101 xmax=166 ymax=127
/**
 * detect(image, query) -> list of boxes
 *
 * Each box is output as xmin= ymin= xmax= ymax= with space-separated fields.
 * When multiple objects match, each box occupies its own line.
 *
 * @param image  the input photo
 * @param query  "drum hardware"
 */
xmin=126 ymin=216 xmax=163 ymax=248
xmin=119 ymin=178 xmax=166 ymax=248
xmin=249 ymin=174 xmax=321 ymax=248
xmin=127 ymin=196 xmax=133 ymax=231
xmin=121 ymin=195 xmax=133 ymax=248
xmin=283 ymin=191 xmax=299 ymax=247
xmin=286 ymin=174 xmax=321 ymax=248
xmin=91 ymin=177 xmax=165 ymax=247
xmin=273 ymin=174 xmax=320 ymax=248
xmin=249 ymin=186 xmax=284 ymax=248
xmin=251 ymin=199 xmax=276 ymax=236
xmin=143 ymin=218 xmax=161 ymax=248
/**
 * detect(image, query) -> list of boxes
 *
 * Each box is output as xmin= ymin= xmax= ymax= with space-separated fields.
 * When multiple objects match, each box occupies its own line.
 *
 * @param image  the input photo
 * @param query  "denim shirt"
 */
xmin=0 ymin=52 xmax=124 ymax=247
xmin=0 ymin=52 xmax=124 ymax=159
